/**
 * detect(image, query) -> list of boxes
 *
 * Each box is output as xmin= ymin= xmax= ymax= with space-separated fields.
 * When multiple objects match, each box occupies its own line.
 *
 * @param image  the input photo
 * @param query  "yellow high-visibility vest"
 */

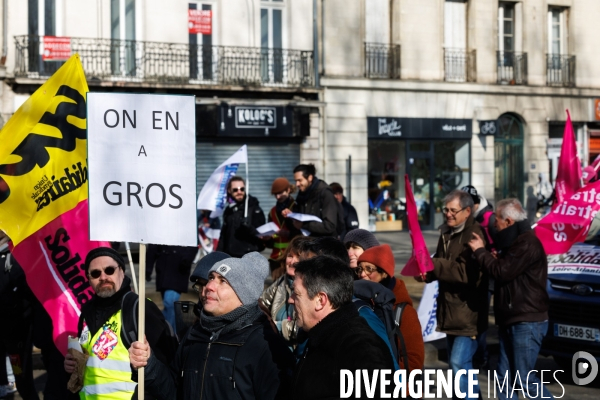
xmin=80 ymin=311 xmax=136 ymax=400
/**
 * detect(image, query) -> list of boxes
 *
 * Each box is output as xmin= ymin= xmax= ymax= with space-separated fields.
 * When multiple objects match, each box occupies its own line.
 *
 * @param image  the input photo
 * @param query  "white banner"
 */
xmin=417 ymin=281 xmax=446 ymax=342
xmin=196 ymin=145 xmax=247 ymax=218
xmin=87 ymin=93 xmax=197 ymax=246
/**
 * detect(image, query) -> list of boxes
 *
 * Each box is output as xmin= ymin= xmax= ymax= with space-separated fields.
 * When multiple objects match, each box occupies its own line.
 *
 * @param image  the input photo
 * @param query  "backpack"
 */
xmin=352 ymin=280 xmax=411 ymax=371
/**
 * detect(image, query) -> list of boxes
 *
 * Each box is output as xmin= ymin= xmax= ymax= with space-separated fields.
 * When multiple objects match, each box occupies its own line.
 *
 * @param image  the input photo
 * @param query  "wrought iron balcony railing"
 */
xmin=546 ymin=54 xmax=576 ymax=87
xmin=364 ymin=43 xmax=401 ymax=79
xmin=497 ymin=51 xmax=527 ymax=85
xmin=443 ymin=48 xmax=476 ymax=83
xmin=14 ymin=35 xmax=315 ymax=88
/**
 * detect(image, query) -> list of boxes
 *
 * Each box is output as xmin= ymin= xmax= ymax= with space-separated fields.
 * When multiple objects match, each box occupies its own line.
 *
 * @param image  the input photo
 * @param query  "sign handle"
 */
xmin=138 ymin=243 xmax=146 ymax=399
xmin=244 ymin=162 xmax=249 ymax=219
xmin=125 ymin=242 xmax=138 ymax=294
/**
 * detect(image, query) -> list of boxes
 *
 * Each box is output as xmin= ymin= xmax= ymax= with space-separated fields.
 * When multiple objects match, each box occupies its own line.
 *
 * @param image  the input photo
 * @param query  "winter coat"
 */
xmin=291 ymin=303 xmax=396 ymax=400
xmin=427 ymin=215 xmax=488 ymax=336
xmin=260 ymin=275 xmax=297 ymax=344
xmin=146 ymin=245 xmax=199 ymax=294
xmin=388 ymin=278 xmax=424 ymax=371
xmin=293 ymin=179 xmax=341 ymax=237
xmin=217 ymin=195 xmax=266 ymax=257
xmin=143 ymin=314 xmax=295 ymax=400
xmin=474 ymin=223 xmax=549 ymax=327
xmin=340 ymin=196 xmax=359 ymax=240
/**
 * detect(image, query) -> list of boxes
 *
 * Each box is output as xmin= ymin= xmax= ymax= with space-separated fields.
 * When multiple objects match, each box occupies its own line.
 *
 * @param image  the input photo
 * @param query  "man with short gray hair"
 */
xmin=419 ymin=189 xmax=488 ymax=399
xmin=468 ymin=198 xmax=553 ymax=399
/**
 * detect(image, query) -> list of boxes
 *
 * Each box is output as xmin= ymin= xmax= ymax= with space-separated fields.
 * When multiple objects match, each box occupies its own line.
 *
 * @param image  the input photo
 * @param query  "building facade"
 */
xmin=320 ymin=0 xmax=600 ymax=230
xmin=2 ymin=0 xmax=600 ymax=231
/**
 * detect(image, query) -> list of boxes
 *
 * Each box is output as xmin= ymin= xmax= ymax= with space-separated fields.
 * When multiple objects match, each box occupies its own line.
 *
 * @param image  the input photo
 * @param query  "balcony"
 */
xmin=14 ymin=35 xmax=315 ymax=88
xmin=364 ymin=43 xmax=401 ymax=79
xmin=443 ymin=48 xmax=476 ymax=83
xmin=546 ymin=54 xmax=576 ymax=87
xmin=496 ymin=51 xmax=527 ymax=85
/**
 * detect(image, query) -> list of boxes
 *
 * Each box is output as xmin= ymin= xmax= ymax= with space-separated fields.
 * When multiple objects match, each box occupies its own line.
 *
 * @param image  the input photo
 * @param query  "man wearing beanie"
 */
xmin=64 ymin=247 xmax=177 ymax=399
xmin=263 ymin=177 xmax=300 ymax=277
xmin=129 ymin=252 xmax=295 ymax=400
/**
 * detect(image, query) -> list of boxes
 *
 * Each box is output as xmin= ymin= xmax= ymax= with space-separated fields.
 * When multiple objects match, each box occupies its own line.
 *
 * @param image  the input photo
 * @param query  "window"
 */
xmin=365 ymin=0 xmax=390 ymax=44
xmin=111 ymin=0 xmax=136 ymax=76
xmin=28 ymin=0 xmax=60 ymax=73
xmin=443 ymin=0 xmax=470 ymax=82
xmin=548 ymin=7 xmax=567 ymax=55
xmin=499 ymin=3 xmax=514 ymax=53
xmin=260 ymin=0 xmax=285 ymax=83
xmin=189 ymin=2 xmax=215 ymax=81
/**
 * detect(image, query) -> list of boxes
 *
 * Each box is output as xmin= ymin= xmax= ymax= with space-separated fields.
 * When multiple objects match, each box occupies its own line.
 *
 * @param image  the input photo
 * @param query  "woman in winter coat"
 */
xmin=356 ymin=244 xmax=425 ymax=371
xmin=259 ymin=236 xmax=312 ymax=346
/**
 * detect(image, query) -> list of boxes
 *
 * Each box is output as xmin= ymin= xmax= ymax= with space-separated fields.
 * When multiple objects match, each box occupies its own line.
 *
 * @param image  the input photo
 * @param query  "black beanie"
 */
xmin=343 ymin=229 xmax=380 ymax=250
xmin=84 ymin=247 xmax=126 ymax=273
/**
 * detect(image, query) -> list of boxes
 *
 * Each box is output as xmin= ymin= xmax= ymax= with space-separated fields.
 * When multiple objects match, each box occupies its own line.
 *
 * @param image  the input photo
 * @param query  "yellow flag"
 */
xmin=0 ymin=54 xmax=89 ymax=245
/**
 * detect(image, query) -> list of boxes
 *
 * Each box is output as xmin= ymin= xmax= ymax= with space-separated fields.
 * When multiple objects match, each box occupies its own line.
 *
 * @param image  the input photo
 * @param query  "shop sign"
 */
xmin=367 ymin=117 xmax=472 ymax=139
xmin=595 ymin=99 xmax=600 ymax=121
xmin=478 ymin=120 xmax=498 ymax=135
xmin=220 ymin=105 xmax=293 ymax=137
xmin=188 ymin=9 xmax=212 ymax=35
xmin=43 ymin=36 xmax=71 ymax=61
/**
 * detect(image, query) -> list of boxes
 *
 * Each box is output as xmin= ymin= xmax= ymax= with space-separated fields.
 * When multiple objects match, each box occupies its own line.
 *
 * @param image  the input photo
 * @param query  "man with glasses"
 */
xmin=64 ymin=247 xmax=176 ymax=399
xmin=417 ymin=190 xmax=488 ymax=399
xmin=217 ymin=176 xmax=266 ymax=257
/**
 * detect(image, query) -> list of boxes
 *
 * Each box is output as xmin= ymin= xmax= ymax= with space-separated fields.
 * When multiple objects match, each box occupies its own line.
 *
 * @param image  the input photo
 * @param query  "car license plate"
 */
xmin=554 ymin=324 xmax=599 ymax=341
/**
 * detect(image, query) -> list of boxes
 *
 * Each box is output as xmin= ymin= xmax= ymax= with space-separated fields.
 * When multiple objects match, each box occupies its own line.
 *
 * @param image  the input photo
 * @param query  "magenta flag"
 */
xmin=554 ymin=110 xmax=582 ymax=206
xmin=10 ymin=201 xmax=109 ymax=355
xmin=534 ymin=180 xmax=600 ymax=255
xmin=401 ymin=174 xmax=434 ymax=276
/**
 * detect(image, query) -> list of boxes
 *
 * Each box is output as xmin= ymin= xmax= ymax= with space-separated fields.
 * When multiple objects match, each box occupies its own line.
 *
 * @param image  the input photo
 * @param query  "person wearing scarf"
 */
xmin=469 ymin=198 xmax=553 ymax=400
xmin=129 ymin=252 xmax=295 ymax=400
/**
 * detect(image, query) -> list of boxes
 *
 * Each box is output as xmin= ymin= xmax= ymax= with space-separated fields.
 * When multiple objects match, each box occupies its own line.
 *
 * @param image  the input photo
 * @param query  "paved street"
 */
xmin=9 ymin=230 xmax=600 ymax=399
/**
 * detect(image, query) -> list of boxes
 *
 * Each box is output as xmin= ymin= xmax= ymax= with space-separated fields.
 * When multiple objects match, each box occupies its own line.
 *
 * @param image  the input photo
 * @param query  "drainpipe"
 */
xmin=313 ymin=0 xmax=319 ymax=87
xmin=1 ymin=0 xmax=7 ymax=65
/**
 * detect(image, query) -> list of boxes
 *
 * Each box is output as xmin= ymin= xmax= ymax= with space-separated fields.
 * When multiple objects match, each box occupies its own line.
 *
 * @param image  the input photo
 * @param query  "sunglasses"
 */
xmin=231 ymin=187 xmax=245 ymax=193
xmin=88 ymin=266 xmax=119 ymax=279
xmin=354 ymin=265 xmax=380 ymax=276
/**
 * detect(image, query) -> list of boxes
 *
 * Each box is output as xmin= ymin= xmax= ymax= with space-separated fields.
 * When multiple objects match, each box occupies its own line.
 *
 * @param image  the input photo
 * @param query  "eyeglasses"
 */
xmin=442 ymin=207 xmax=467 ymax=216
xmin=88 ymin=266 xmax=118 ymax=279
xmin=354 ymin=265 xmax=379 ymax=276
xmin=192 ymin=280 xmax=207 ymax=293
xmin=232 ymin=187 xmax=245 ymax=193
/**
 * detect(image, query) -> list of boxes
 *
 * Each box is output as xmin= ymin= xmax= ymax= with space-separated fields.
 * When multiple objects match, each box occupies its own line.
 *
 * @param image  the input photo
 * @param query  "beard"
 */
xmin=95 ymin=283 xmax=116 ymax=298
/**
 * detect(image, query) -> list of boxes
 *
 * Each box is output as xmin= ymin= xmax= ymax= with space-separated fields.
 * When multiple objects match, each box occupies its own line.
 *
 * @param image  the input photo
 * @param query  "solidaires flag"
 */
xmin=0 ymin=55 xmax=108 ymax=354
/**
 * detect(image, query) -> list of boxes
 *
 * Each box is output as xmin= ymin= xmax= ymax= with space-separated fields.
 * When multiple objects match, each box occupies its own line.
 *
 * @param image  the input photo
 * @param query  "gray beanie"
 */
xmin=343 ymin=229 xmax=380 ymax=250
xmin=208 ymin=251 xmax=269 ymax=305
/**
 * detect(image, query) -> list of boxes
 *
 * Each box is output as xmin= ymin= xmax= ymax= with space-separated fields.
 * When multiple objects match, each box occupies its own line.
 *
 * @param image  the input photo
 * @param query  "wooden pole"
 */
xmin=138 ymin=243 xmax=146 ymax=398
xmin=125 ymin=242 xmax=138 ymax=294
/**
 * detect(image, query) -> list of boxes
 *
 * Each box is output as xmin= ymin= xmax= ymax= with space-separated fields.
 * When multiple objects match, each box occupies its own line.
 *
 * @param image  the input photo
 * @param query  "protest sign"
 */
xmin=87 ymin=93 xmax=197 ymax=246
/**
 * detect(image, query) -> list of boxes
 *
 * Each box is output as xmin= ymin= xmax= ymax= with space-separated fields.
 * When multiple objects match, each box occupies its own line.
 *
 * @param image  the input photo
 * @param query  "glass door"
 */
xmin=407 ymin=141 xmax=434 ymax=229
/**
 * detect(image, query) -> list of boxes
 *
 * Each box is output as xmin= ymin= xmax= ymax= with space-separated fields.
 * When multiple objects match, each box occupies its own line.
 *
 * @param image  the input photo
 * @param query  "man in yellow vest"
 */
xmin=64 ymin=247 xmax=175 ymax=399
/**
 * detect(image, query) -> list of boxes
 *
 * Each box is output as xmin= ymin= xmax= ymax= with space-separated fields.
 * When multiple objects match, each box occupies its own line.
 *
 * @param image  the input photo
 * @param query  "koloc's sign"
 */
xmin=235 ymin=106 xmax=276 ymax=129
xmin=219 ymin=104 xmax=293 ymax=137
xmin=87 ymin=93 xmax=197 ymax=246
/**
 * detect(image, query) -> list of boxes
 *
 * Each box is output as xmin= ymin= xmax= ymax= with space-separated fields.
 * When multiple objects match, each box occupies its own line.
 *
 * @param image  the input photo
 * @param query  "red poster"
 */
xmin=188 ymin=9 xmax=212 ymax=35
xmin=43 ymin=36 xmax=72 ymax=61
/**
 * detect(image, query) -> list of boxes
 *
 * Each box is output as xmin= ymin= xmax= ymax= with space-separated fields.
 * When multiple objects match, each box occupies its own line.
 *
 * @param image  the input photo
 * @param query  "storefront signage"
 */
xmin=478 ymin=120 xmax=497 ymax=135
xmin=43 ymin=36 xmax=72 ymax=61
xmin=235 ymin=106 xmax=276 ymax=129
xmin=220 ymin=104 xmax=292 ymax=137
xmin=368 ymin=117 xmax=472 ymax=139
xmin=595 ymin=99 xmax=600 ymax=121
xmin=188 ymin=9 xmax=212 ymax=35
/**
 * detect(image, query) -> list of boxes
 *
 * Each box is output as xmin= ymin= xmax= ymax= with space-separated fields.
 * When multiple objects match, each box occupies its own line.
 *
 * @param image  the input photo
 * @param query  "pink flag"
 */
xmin=401 ymin=174 xmax=434 ymax=276
xmin=534 ymin=180 xmax=600 ymax=255
xmin=10 ymin=201 xmax=108 ymax=355
xmin=554 ymin=110 xmax=582 ymax=206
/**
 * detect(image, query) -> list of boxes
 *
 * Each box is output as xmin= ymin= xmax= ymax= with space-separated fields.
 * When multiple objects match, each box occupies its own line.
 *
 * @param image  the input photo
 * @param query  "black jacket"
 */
xmin=144 ymin=315 xmax=295 ymax=400
xmin=146 ymin=245 xmax=198 ymax=294
xmin=340 ymin=197 xmax=359 ymax=240
xmin=291 ymin=303 xmax=395 ymax=400
xmin=217 ymin=195 xmax=266 ymax=257
xmin=474 ymin=222 xmax=549 ymax=327
xmin=293 ymin=179 xmax=341 ymax=237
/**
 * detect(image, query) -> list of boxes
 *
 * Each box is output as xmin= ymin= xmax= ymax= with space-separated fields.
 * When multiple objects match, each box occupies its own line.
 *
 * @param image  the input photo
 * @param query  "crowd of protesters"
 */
xmin=0 ymin=162 xmax=553 ymax=400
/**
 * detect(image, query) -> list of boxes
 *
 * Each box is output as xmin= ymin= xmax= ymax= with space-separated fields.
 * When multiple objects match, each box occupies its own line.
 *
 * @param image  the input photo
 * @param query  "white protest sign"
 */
xmin=87 ymin=93 xmax=197 ymax=246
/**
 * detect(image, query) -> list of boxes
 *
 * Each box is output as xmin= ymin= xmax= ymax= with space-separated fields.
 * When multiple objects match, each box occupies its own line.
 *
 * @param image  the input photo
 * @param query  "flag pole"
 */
xmin=244 ymin=161 xmax=249 ymax=219
xmin=125 ymin=242 xmax=138 ymax=294
xmin=138 ymin=243 xmax=146 ymax=398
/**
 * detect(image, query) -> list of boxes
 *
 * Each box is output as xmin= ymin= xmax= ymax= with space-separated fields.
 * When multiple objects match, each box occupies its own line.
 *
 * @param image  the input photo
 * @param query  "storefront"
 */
xmin=195 ymin=102 xmax=311 ymax=211
xmin=367 ymin=117 xmax=472 ymax=230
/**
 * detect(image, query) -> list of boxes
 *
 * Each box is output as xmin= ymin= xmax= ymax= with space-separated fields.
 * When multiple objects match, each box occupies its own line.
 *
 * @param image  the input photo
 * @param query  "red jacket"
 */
xmin=391 ymin=278 xmax=425 ymax=371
